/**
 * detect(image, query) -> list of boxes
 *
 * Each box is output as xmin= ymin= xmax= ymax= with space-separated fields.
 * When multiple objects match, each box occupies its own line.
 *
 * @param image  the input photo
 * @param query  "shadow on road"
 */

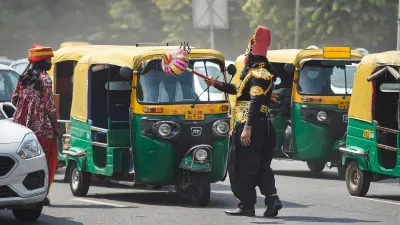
xmin=86 ymin=191 xmax=310 ymax=209
xmin=0 ymin=213 xmax=83 ymax=225
xmin=48 ymin=204 xmax=137 ymax=209
xmin=250 ymin=215 xmax=380 ymax=224
xmin=273 ymin=170 xmax=343 ymax=181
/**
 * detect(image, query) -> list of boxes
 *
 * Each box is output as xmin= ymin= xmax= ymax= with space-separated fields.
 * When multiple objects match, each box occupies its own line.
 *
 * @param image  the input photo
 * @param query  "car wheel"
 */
xmin=12 ymin=202 xmax=43 ymax=222
xmin=70 ymin=162 xmax=90 ymax=197
xmin=346 ymin=161 xmax=371 ymax=196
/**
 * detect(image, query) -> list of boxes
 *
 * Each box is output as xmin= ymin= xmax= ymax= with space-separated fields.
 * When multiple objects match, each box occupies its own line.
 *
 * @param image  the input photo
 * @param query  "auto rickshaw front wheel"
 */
xmin=69 ymin=162 xmax=90 ymax=197
xmin=345 ymin=161 xmax=371 ymax=197
xmin=188 ymin=173 xmax=210 ymax=206
xmin=307 ymin=161 xmax=325 ymax=172
xmin=175 ymin=172 xmax=211 ymax=206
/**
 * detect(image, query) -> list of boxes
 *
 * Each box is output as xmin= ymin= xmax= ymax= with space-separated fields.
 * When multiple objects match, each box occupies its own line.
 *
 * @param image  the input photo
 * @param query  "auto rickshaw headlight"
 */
xmin=158 ymin=123 xmax=172 ymax=137
xmin=213 ymin=120 xmax=229 ymax=136
xmin=316 ymin=111 xmax=327 ymax=122
xmin=194 ymin=149 xmax=208 ymax=161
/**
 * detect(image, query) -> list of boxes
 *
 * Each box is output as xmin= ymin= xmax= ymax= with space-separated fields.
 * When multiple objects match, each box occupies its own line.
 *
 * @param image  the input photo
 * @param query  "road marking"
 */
xmin=73 ymin=198 xmax=126 ymax=208
xmin=350 ymin=196 xmax=400 ymax=206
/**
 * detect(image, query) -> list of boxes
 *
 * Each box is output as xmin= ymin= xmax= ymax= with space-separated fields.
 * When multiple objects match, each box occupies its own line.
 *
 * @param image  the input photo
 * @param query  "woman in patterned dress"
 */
xmin=12 ymin=44 xmax=59 ymax=206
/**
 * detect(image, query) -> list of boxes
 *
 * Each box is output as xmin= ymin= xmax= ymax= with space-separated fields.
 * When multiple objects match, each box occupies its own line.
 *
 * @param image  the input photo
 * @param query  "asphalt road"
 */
xmin=1 ymin=159 xmax=400 ymax=225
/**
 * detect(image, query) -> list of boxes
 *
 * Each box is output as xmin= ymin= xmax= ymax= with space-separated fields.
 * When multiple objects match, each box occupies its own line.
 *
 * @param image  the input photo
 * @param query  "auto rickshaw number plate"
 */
xmin=338 ymin=101 xmax=350 ymax=109
xmin=184 ymin=110 xmax=204 ymax=120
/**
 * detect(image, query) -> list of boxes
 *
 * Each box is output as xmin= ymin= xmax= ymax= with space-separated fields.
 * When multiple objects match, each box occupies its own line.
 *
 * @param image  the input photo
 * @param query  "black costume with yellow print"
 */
xmin=215 ymin=59 xmax=280 ymax=211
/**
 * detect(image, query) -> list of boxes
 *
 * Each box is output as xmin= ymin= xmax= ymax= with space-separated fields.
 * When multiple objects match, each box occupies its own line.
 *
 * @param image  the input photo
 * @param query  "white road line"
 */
xmin=73 ymin=198 xmax=126 ymax=208
xmin=350 ymin=196 xmax=400 ymax=206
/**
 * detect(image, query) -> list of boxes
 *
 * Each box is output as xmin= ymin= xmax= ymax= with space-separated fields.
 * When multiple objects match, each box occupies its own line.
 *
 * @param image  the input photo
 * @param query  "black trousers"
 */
xmin=227 ymin=119 xmax=278 ymax=209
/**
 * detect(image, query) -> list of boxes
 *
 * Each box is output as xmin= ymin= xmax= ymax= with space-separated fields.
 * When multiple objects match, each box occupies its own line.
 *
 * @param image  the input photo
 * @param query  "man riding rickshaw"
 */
xmin=231 ymin=46 xmax=365 ymax=176
xmin=61 ymin=44 xmax=236 ymax=206
xmin=340 ymin=51 xmax=400 ymax=196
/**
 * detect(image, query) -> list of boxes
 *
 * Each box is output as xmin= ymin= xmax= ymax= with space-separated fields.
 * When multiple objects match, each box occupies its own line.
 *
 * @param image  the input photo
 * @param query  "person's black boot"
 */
xmin=43 ymin=196 xmax=50 ymax=206
xmin=264 ymin=196 xmax=282 ymax=217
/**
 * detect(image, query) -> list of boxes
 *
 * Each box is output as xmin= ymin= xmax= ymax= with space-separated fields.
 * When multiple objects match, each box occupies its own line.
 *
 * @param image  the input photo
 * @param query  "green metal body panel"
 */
xmin=131 ymin=114 xmax=229 ymax=185
xmin=57 ymin=138 xmax=66 ymax=163
xmin=271 ymin=114 xmax=288 ymax=154
xmin=343 ymin=118 xmax=400 ymax=176
xmin=273 ymin=103 xmax=343 ymax=162
xmin=66 ymin=112 xmax=229 ymax=185
xmin=292 ymin=103 xmax=336 ymax=161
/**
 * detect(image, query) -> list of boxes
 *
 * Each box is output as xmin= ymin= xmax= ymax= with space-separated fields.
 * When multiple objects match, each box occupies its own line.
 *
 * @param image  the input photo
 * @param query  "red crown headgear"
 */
xmin=28 ymin=44 xmax=54 ymax=63
xmin=244 ymin=26 xmax=271 ymax=64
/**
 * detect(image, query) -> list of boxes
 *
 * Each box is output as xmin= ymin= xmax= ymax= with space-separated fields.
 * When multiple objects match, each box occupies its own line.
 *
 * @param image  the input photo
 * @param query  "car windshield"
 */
xmin=137 ymin=59 xmax=227 ymax=104
xmin=0 ymin=70 xmax=18 ymax=102
xmin=297 ymin=60 xmax=359 ymax=95
xmin=13 ymin=62 xmax=29 ymax=75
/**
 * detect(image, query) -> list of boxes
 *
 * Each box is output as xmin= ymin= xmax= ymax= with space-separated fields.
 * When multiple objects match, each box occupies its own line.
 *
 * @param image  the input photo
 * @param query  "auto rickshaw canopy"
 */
xmin=70 ymin=46 xmax=225 ymax=121
xmin=348 ymin=51 xmax=400 ymax=123
xmin=48 ymin=45 xmax=117 ymax=81
xmin=59 ymin=41 xmax=91 ymax=49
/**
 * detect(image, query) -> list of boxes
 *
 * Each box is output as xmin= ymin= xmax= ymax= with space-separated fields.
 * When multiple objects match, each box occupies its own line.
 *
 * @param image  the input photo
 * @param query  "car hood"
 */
xmin=0 ymin=120 xmax=31 ymax=144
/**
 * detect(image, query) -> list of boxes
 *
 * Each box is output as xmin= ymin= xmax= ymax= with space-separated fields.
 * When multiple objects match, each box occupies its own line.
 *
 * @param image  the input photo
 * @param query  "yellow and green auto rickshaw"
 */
xmin=62 ymin=45 xmax=236 ymax=206
xmin=48 ymin=45 xmax=117 ymax=174
xmin=340 ymin=51 xmax=400 ymax=196
xmin=231 ymin=46 xmax=364 ymax=176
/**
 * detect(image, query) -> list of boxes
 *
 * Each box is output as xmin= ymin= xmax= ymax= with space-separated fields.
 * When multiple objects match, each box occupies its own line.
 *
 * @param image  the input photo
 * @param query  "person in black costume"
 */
xmin=205 ymin=26 xmax=282 ymax=217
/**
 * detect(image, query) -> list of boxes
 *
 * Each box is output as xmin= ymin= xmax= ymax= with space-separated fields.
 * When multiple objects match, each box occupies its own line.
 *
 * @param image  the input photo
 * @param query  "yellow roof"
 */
xmin=349 ymin=51 xmax=400 ymax=122
xmin=59 ymin=41 xmax=91 ymax=48
xmin=70 ymin=46 xmax=225 ymax=121
xmin=235 ymin=48 xmax=364 ymax=64
xmin=52 ymin=45 xmax=117 ymax=63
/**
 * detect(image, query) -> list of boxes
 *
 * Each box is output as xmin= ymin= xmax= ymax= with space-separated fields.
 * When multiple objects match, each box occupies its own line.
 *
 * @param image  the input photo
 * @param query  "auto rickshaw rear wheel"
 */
xmin=337 ymin=164 xmax=346 ymax=179
xmin=345 ymin=161 xmax=371 ymax=197
xmin=69 ymin=162 xmax=90 ymax=197
xmin=307 ymin=161 xmax=325 ymax=172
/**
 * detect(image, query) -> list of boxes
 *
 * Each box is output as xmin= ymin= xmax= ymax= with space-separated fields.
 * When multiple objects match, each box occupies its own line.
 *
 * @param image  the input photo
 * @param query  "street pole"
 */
xmin=209 ymin=0 xmax=215 ymax=49
xmin=397 ymin=0 xmax=400 ymax=50
xmin=295 ymin=0 xmax=300 ymax=49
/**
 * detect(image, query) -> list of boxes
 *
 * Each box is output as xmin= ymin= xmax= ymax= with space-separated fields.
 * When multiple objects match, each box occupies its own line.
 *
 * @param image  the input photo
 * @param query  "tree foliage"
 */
xmin=303 ymin=0 xmax=398 ymax=51
xmin=243 ymin=0 xmax=398 ymax=52
xmin=0 ymin=0 xmax=398 ymax=59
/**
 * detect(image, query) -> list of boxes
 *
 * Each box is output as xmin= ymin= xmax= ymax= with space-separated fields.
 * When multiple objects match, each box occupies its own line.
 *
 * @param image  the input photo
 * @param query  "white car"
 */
xmin=193 ymin=61 xmax=235 ymax=102
xmin=0 ymin=119 xmax=48 ymax=222
xmin=9 ymin=58 xmax=29 ymax=75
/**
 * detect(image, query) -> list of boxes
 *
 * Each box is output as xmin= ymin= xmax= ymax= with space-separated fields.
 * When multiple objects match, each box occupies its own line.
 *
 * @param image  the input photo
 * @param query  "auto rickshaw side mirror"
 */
xmin=120 ymin=66 xmax=134 ymax=80
xmin=274 ymin=77 xmax=282 ymax=86
xmin=227 ymin=64 xmax=237 ymax=76
xmin=284 ymin=63 xmax=295 ymax=74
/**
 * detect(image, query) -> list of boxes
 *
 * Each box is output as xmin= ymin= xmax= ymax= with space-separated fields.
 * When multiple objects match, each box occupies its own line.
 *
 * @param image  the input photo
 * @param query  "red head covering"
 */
xmin=28 ymin=44 xmax=54 ymax=63
xmin=244 ymin=26 xmax=271 ymax=64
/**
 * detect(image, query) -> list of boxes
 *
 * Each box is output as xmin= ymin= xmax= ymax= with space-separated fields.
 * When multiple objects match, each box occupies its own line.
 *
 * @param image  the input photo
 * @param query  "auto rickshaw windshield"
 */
xmin=297 ymin=60 xmax=359 ymax=96
xmin=137 ymin=58 xmax=227 ymax=104
xmin=0 ymin=70 xmax=18 ymax=102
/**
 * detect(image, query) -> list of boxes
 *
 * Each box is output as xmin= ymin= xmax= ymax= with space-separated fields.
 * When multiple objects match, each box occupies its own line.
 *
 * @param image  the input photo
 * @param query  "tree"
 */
xmin=243 ymin=0 xmax=398 ymax=52
xmin=303 ymin=0 xmax=398 ymax=52
xmin=242 ymin=0 xmax=314 ymax=49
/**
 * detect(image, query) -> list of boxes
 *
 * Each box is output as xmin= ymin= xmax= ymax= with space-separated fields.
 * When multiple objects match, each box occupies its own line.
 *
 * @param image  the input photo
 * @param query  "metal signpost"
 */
xmin=192 ymin=0 xmax=229 ymax=49
xmin=397 ymin=0 xmax=400 ymax=50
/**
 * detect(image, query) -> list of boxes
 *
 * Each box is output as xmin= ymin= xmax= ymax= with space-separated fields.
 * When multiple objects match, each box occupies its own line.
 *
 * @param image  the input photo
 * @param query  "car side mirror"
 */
xmin=227 ymin=64 xmax=237 ymax=76
xmin=284 ymin=63 xmax=295 ymax=74
xmin=120 ymin=66 xmax=133 ymax=80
